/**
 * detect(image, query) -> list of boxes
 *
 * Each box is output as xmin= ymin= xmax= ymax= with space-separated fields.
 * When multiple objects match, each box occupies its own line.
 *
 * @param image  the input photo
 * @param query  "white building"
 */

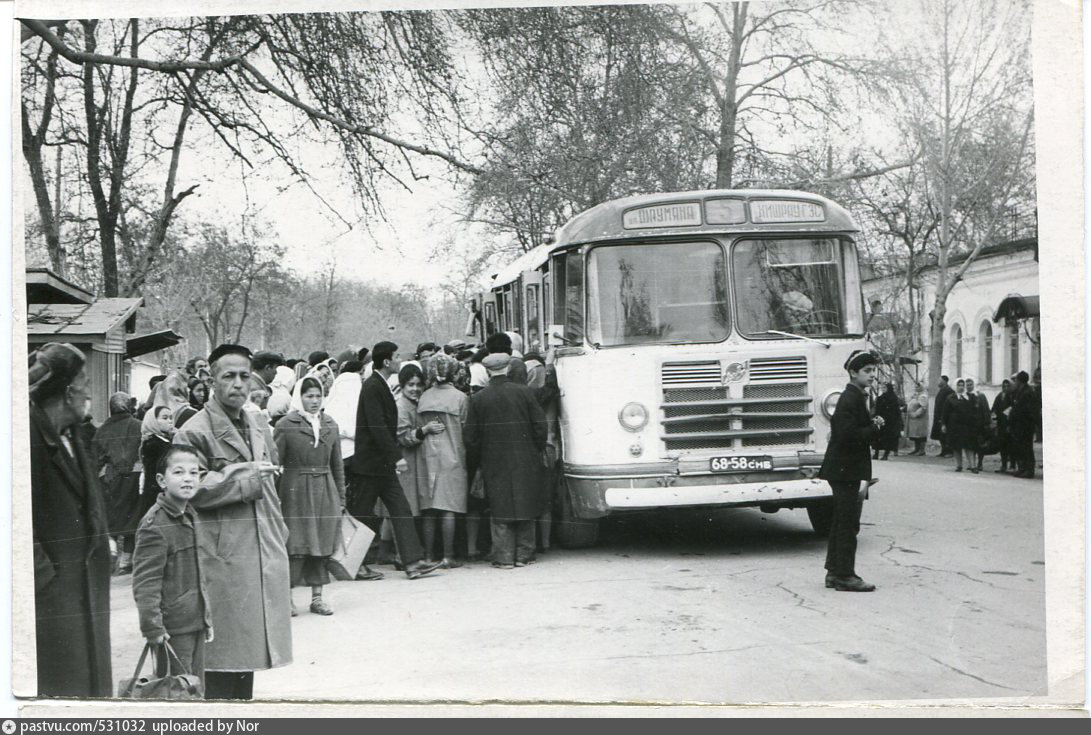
xmin=863 ymin=238 xmax=1039 ymax=403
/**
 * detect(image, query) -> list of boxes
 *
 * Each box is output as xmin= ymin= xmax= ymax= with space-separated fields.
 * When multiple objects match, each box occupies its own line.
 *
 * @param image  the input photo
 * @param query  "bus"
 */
xmin=479 ymin=190 xmax=868 ymax=548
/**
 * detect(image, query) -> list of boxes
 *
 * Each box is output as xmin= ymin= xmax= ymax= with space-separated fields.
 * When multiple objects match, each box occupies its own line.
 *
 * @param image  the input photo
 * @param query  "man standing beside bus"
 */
xmin=818 ymin=350 xmax=884 ymax=592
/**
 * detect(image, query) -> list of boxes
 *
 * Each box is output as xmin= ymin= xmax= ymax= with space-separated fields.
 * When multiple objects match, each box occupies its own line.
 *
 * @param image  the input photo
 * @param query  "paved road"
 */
xmin=107 ymin=454 xmax=1045 ymax=704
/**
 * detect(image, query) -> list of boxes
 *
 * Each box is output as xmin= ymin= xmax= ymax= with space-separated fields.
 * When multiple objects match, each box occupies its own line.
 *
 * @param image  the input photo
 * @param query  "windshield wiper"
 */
xmin=763 ymin=330 xmax=831 ymax=348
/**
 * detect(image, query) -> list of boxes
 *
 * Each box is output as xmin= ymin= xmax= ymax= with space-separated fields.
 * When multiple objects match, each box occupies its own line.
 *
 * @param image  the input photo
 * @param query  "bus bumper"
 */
xmin=563 ymin=467 xmax=830 ymax=518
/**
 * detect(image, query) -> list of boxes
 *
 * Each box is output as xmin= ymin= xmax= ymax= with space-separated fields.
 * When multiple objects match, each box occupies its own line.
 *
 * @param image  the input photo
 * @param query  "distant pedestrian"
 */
xmin=906 ymin=384 xmax=929 ymax=456
xmin=30 ymin=343 xmax=113 ymax=697
xmin=1008 ymin=371 xmax=1036 ymax=478
xmin=965 ymin=379 xmax=991 ymax=471
xmin=872 ymin=382 xmax=903 ymax=461
xmin=267 ymin=366 xmax=297 ymax=425
xmin=275 ymin=375 xmax=346 ymax=616
xmin=990 ymin=379 xmax=1014 ymax=473
xmin=817 ymin=349 xmax=882 ymax=592
xmin=132 ymin=445 xmax=213 ymax=689
xmin=394 ymin=363 xmax=431 ymax=518
xmin=931 ymin=376 xmax=955 ymax=457
xmin=347 ymin=341 xmax=443 ymax=580
xmin=464 ymin=352 xmax=549 ymax=569
xmin=93 ymin=392 xmax=145 ymax=575
xmin=942 ymin=378 xmax=978 ymax=473
xmin=419 ymin=354 xmax=470 ymax=567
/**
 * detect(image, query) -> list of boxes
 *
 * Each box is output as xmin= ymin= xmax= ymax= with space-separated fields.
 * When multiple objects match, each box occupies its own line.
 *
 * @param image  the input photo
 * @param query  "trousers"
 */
xmin=347 ymin=473 xmax=424 ymax=566
xmin=204 ymin=670 xmax=253 ymax=700
xmin=824 ymin=481 xmax=864 ymax=578
xmin=490 ymin=519 xmax=535 ymax=564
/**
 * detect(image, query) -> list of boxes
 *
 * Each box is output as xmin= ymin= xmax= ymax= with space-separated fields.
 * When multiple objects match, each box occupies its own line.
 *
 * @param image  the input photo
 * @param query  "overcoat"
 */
xmin=942 ymin=394 xmax=979 ymax=451
xmin=30 ymin=402 xmax=113 ymax=697
xmin=464 ymin=375 xmax=548 ymax=520
xmin=139 ymin=433 xmax=172 ymax=517
xmin=174 ymin=398 xmax=292 ymax=672
xmin=873 ymin=391 xmax=904 ymax=451
xmin=906 ymin=394 xmax=929 ymax=439
xmin=818 ymin=383 xmax=878 ymax=483
xmin=274 ymin=410 xmax=346 ymax=557
xmin=991 ymin=391 xmax=1012 ymax=439
xmin=930 ymin=384 xmax=955 ymax=441
xmin=352 ymin=372 xmax=402 ymax=477
xmin=395 ymin=394 xmax=427 ymax=515
xmin=417 ymin=383 xmax=469 ymax=514
xmin=1008 ymin=384 xmax=1037 ymax=443
xmin=92 ymin=412 xmax=145 ymax=535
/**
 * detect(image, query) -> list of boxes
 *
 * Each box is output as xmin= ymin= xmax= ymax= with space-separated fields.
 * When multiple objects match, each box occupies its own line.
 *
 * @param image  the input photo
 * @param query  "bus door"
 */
xmin=482 ymin=291 xmax=499 ymax=337
xmin=522 ymin=269 xmax=544 ymax=353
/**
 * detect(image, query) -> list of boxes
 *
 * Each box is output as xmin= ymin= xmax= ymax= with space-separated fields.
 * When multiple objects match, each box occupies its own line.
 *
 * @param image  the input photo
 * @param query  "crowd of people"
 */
xmin=859 ymin=370 xmax=1043 ymax=478
xmin=30 ymin=330 xmax=558 ymax=700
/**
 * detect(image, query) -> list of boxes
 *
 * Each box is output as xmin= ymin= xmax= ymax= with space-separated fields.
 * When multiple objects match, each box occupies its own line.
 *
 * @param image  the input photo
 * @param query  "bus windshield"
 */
xmin=587 ymin=241 xmax=730 ymax=347
xmin=732 ymin=238 xmax=856 ymax=337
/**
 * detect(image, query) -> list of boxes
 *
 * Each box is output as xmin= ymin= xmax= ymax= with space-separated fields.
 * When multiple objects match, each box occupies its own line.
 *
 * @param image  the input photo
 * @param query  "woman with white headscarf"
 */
xmin=273 ymin=374 xmax=345 ymax=616
xmin=267 ymin=365 xmax=296 ymax=425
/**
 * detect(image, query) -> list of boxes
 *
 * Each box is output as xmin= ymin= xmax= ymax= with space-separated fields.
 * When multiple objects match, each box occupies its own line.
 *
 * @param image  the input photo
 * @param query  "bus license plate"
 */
xmin=710 ymin=455 xmax=773 ymax=473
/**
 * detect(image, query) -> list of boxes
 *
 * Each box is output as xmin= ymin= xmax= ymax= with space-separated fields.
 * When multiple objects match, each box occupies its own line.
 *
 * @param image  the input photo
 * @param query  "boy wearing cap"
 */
xmin=817 ymin=350 xmax=884 ymax=592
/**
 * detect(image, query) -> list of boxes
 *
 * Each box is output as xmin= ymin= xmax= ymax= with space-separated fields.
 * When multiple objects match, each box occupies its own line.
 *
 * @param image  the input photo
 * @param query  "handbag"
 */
xmin=118 ymin=641 xmax=203 ymax=700
xmin=469 ymin=471 xmax=486 ymax=500
xmin=327 ymin=510 xmax=376 ymax=581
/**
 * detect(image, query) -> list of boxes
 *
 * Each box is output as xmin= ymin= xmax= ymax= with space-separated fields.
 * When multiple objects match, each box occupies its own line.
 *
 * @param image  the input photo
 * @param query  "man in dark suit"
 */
xmin=818 ymin=350 xmax=884 ymax=592
xmin=348 ymin=341 xmax=441 ymax=580
xmin=1008 ymin=370 xmax=1036 ymax=478
xmin=930 ymin=375 xmax=955 ymax=457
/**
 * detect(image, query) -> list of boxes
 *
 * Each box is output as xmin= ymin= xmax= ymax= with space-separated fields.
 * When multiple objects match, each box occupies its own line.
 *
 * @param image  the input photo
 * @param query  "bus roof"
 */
xmin=552 ymin=189 xmax=859 ymax=248
xmin=488 ymin=190 xmax=859 ymax=289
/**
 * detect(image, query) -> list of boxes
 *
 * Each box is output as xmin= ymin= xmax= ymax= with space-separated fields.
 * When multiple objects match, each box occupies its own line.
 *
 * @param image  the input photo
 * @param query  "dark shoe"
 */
xmin=970 ymin=468 xmax=980 ymax=474
xmin=310 ymin=599 xmax=334 ymax=616
xmin=955 ymin=467 xmax=963 ymax=472
xmin=831 ymin=575 xmax=876 ymax=592
xmin=514 ymin=558 xmax=537 ymax=567
xmin=825 ymin=574 xmax=836 ymax=589
xmin=405 ymin=560 xmax=443 ymax=579
xmin=392 ymin=561 xmax=405 ymax=572
xmin=439 ymin=558 xmax=463 ymax=569
xmin=995 ymin=469 xmax=1008 ymax=473
xmin=491 ymin=561 xmax=515 ymax=569
xmin=355 ymin=566 xmax=385 ymax=581
xmin=467 ymin=551 xmax=484 ymax=562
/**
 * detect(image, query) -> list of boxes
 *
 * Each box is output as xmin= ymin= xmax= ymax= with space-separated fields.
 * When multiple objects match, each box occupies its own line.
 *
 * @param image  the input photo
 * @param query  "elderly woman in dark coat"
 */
xmin=29 ymin=343 xmax=113 ymax=697
xmin=93 ymin=391 xmax=145 ymax=575
xmin=872 ymin=382 xmax=904 ymax=461
xmin=274 ymin=375 xmax=346 ymax=616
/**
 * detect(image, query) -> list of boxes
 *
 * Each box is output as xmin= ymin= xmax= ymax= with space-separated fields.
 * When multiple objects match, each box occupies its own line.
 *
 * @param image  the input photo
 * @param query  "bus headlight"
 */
xmin=821 ymin=390 xmax=842 ymax=419
xmin=618 ymin=402 xmax=649 ymax=432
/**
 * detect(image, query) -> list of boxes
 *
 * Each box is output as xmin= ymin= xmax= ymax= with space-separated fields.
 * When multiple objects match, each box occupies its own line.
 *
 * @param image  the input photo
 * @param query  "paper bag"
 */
xmin=327 ymin=511 xmax=375 ymax=581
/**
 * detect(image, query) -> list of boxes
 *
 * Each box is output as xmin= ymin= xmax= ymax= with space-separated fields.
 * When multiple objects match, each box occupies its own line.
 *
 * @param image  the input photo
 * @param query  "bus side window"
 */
xmin=485 ymin=302 xmax=497 ymax=336
xmin=565 ymin=252 xmax=585 ymax=343
xmin=526 ymin=284 xmax=540 ymax=349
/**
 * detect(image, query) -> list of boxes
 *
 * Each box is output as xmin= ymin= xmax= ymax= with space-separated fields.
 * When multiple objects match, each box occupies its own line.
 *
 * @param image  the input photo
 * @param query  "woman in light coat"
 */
xmin=394 ymin=363 xmax=433 ymax=518
xmin=905 ymin=384 xmax=929 ymax=456
xmin=419 ymin=354 xmax=469 ymax=568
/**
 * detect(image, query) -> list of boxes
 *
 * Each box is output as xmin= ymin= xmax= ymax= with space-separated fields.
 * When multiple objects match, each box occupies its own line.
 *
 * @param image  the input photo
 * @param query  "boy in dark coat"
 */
xmin=818 ymin=350 xmax=884 ymax=592
xmin=133 ymin=444 xmax=213 ymax=687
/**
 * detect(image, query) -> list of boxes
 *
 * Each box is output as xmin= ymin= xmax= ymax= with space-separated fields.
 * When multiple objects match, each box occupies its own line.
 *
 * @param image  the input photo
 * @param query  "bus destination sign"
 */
xmin=623 ymin=202 xmax=702 ymax=229
xmin=750 ymin=199 xmax=825 ymax=224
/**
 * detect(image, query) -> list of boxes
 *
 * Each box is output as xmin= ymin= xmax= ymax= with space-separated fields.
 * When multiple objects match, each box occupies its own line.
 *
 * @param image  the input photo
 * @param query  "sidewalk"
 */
xmin=888 ymin=440 xmax=1044 ymax=473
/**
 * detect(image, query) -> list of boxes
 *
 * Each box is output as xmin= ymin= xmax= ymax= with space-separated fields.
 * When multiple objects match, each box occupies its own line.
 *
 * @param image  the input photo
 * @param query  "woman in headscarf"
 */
xmin=29 ymin=343 xmax=113 ymax=696
xmin=942 ymin=378 xmax=979 ymax=473
xmin=274 ymin=374 xmax=346 ymax=616
xmin=141 ymin=369 xmax=190 ymax=435
xmin=173 ymin=377 xmax=207 ymax=428
xmin=267 ymin=365 xmax=296 ymax=425
xmin=139 ymin=403 xmax=175 ymax=518
xmin=418 ymin=354 xmax=469 ymax=568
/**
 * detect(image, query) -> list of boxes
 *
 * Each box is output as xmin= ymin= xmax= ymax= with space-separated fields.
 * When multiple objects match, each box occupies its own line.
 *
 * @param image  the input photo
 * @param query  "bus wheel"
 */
xmin=806 ymin=501 xmax=834 ymax=537
xmin=556 ymin=476 xmax=600 ymax=549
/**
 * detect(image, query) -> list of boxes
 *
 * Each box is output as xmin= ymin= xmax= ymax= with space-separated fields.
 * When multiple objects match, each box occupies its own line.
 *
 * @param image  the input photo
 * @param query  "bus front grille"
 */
xmin=660 ymin=378 xmax=813 ymax=452
xmin=749 ymin=356 xmax=808 ymax=382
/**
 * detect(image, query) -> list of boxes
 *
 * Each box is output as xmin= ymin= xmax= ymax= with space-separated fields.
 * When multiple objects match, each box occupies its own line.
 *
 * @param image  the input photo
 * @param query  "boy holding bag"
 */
xmin=132 ymin=445 xmax=213 ymax=687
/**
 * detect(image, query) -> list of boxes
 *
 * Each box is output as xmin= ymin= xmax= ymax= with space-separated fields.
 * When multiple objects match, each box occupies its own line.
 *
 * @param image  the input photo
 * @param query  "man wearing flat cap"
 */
xmin=173 ymin=343 xmax=292 ymax=699
xmin=817 ymin=349 xmax=884 ymax=592
xmin=250 ymin=351 xmax=285 ymax=406
xmin=464 ymin=351 xmax=549 ymax=568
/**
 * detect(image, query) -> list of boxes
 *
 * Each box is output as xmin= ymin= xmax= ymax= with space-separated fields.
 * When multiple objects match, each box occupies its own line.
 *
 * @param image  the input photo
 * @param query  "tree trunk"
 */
xmin=21 ymin=114 xmax=63 ymax=273
xmin=714 ymin=3 xmax=746 ymax=188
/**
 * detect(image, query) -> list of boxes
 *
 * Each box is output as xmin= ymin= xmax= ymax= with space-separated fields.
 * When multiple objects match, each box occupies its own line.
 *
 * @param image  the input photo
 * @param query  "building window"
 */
xmin=951 ymin=324 xmax=963 ymax=377
xmin=979 ymin=321 xmax=993 ymax=384
xmin=1007 ymin=323 xmax=1020 ymax=374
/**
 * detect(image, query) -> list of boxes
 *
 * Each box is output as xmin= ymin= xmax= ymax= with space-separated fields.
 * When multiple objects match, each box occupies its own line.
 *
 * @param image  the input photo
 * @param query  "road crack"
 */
xmin=926 ymin=655 xmax=1021 ymax=692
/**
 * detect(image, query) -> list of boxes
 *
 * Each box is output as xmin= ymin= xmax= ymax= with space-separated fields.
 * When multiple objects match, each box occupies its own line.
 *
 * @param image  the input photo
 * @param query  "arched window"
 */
xmin=951 ymin=324 xmax=963 ymax=377
xmin=1007 ymin=323 xmax=1020 ymax=374
xmin=979 ymin=321 xmax=993 ymax=384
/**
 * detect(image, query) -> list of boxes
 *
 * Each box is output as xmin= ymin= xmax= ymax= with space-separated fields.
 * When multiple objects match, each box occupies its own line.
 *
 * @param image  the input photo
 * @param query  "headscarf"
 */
xmin=144 ymin=403 xmax=175 ymax=443
xmin=141 ymin=369 xmax=190 ymax=439
xmin=426 ymin=353 xmax=459 ymax=386
xmin=267 ymin=365 xmax=296 ymax=421
xmin=290 ymin=375 xmax=325 ymax=448
xmin=187 ymin=377 xmax=207 ymax=408
xmin=505 ymin=331 xmax=524 ymax=358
